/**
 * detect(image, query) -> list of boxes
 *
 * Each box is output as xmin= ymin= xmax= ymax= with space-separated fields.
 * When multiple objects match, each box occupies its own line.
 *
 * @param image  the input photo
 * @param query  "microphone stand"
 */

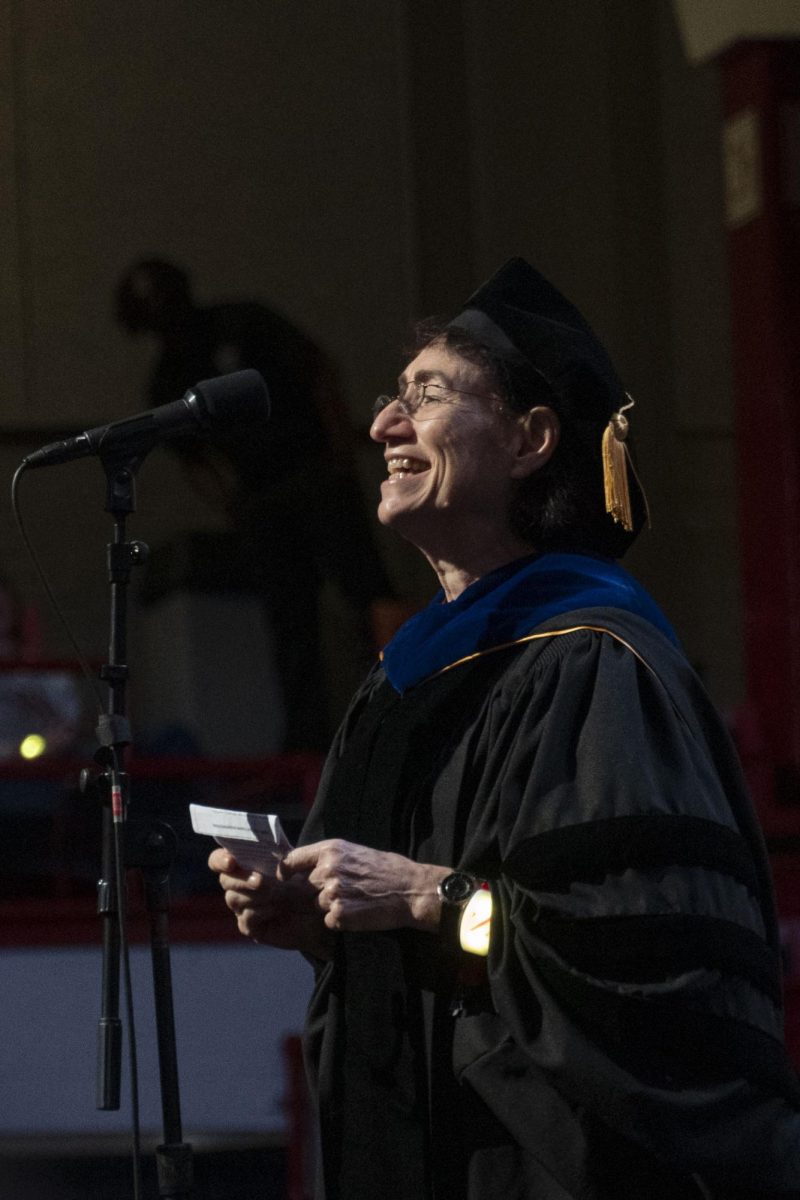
xmin=93 ymin=449 xmax=193 ymax=1199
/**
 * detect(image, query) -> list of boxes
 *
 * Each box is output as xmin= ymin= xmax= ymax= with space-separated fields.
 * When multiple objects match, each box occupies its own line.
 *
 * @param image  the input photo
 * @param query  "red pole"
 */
xmin=722 ymin=40 xmax=800 ymax=833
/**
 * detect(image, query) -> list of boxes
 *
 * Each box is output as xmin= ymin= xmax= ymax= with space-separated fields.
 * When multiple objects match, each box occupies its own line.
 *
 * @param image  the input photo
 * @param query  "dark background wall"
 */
xmin=0 ymin=0 xmax=739 ymax=718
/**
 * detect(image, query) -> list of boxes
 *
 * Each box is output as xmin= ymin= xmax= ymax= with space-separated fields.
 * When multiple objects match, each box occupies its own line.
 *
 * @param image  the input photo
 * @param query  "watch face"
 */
xmin=440 ymin=871 xmax=476 ymax=906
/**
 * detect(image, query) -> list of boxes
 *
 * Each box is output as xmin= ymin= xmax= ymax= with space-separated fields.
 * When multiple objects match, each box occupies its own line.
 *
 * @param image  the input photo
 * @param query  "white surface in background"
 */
xmin=0 ymin=942 xmax=313 ymax=1135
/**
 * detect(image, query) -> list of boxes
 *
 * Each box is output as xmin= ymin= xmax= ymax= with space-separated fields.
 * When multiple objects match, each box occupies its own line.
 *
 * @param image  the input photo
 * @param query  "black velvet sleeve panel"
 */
xmin=462 ymin=613 xmax=800 ymax=1193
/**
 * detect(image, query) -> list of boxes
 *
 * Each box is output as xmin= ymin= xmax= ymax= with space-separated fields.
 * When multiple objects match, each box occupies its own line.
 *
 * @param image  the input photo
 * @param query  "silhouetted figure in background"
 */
xmin=116 ymin=259 xmax=393 ymax=751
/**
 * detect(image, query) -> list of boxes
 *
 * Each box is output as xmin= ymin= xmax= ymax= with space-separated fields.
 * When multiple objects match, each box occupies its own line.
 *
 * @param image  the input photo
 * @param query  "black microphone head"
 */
xmin=188 ymin=369 xmax=270 ymax=427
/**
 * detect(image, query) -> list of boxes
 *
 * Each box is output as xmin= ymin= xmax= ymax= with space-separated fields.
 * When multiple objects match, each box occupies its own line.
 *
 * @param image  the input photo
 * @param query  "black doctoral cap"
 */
xmin=451 ymin=256 xmax=624 ymax=420
xmin=448 ymin=256 xmax=647 ymax=553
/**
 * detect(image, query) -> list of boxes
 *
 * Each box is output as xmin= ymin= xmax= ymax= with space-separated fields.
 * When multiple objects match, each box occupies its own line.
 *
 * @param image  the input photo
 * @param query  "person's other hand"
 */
xmin=279 ymin=839 xmax=450 ymax=933
xmin=209 ymin=847 xmax=334 ymax=958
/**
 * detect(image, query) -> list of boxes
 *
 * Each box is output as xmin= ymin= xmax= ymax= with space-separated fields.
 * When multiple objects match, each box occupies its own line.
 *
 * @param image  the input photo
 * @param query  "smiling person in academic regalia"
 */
xmin=211 ymin=259 xmax=800 ymax=1200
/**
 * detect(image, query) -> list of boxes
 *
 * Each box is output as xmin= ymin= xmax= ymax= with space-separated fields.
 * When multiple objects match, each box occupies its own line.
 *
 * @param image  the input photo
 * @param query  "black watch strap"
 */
xmin=437 ymin=871 xmax=477 ymax=908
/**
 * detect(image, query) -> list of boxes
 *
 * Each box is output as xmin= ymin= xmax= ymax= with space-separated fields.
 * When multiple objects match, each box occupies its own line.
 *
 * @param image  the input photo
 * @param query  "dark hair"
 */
xmin=412 ymin=321 xmax=642 ymax=559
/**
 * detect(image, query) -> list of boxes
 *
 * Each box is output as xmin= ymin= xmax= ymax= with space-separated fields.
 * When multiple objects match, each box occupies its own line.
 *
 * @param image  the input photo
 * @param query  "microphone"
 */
xmin=21 ymin=369 xmax=270 ymax=469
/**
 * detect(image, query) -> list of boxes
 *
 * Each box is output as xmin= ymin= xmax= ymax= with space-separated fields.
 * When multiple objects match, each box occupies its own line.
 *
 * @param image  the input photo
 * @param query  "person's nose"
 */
xmin=369 ymin=399 xmax=413 ymax=443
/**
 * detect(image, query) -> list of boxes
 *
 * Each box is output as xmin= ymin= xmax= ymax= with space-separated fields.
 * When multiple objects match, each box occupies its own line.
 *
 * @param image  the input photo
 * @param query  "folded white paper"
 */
xmin=189 ymin=803 xmax=293 ymax=875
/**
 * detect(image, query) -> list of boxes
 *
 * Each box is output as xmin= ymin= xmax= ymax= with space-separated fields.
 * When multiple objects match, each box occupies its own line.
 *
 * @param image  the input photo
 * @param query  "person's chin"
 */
xmin=378 ymin=499 xmax=409 ymax=528
xmin=377 ymin=491 xmax=428 ymax=533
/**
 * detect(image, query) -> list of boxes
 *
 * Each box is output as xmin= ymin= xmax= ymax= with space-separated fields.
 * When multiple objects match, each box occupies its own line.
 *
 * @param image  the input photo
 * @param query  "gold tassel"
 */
xmin=602 ymin=395 xmax=635 ymax=531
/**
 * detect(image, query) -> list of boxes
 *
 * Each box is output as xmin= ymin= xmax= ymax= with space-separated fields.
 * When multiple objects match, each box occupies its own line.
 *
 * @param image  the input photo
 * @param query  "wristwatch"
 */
xmin=437 ymin=870 xmax=478 ymax=908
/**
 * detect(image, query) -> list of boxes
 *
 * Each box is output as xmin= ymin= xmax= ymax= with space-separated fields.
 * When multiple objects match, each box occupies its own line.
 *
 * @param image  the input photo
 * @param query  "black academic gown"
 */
xmin=299 ymin=607 xmax=800 ymax=1200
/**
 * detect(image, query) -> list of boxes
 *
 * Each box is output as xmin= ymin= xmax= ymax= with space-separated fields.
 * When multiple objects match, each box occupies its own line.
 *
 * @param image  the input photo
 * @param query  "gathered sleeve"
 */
xmin=478 ymin=627 xmax=800 ymax=1193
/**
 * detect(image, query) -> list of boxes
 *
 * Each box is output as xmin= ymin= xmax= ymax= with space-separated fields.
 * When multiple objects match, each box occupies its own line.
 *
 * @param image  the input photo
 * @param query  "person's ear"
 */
xmin=509 ymin=406 xmax=560 ymax=479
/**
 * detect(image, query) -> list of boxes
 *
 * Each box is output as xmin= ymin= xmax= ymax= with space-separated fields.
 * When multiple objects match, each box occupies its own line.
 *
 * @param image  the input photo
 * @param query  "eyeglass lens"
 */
xmin=373 ymin=381 xmax=446 ymax=419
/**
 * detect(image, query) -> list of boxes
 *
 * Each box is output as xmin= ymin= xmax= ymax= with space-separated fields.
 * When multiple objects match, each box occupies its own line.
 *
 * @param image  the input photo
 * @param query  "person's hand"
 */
xmin=280 ymin=839 xmax=450 ymax=934
xmin=209 ymin=847 xmax=334 ymax=959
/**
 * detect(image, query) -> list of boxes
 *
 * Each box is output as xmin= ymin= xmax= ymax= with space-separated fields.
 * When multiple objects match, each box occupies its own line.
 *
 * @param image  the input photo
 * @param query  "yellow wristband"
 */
xmin=458 ymin=886 xmax=492 ymax=956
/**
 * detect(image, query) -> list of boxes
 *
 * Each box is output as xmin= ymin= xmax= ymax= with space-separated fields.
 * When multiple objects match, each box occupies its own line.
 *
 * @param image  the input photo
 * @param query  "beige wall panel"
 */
xmin=463 ymin=0 xmax=618 ymax=326
xmin=671 ymin=431 xmax=744 ymax=707
xmin=658 ymin=2 xmax=733 ymax=434
xmin=8 ymin=0 xmax=412 ymax=429
xmin=0 ymin=0 xmax=26 ymax=415
xmin=655 ymin=0 xmax=742 ymax=707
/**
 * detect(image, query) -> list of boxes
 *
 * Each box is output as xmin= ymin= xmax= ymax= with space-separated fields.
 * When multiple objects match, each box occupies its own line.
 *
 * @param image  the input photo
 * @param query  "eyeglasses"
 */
xmin=372 ymin=380 xmax=496 ymax=420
